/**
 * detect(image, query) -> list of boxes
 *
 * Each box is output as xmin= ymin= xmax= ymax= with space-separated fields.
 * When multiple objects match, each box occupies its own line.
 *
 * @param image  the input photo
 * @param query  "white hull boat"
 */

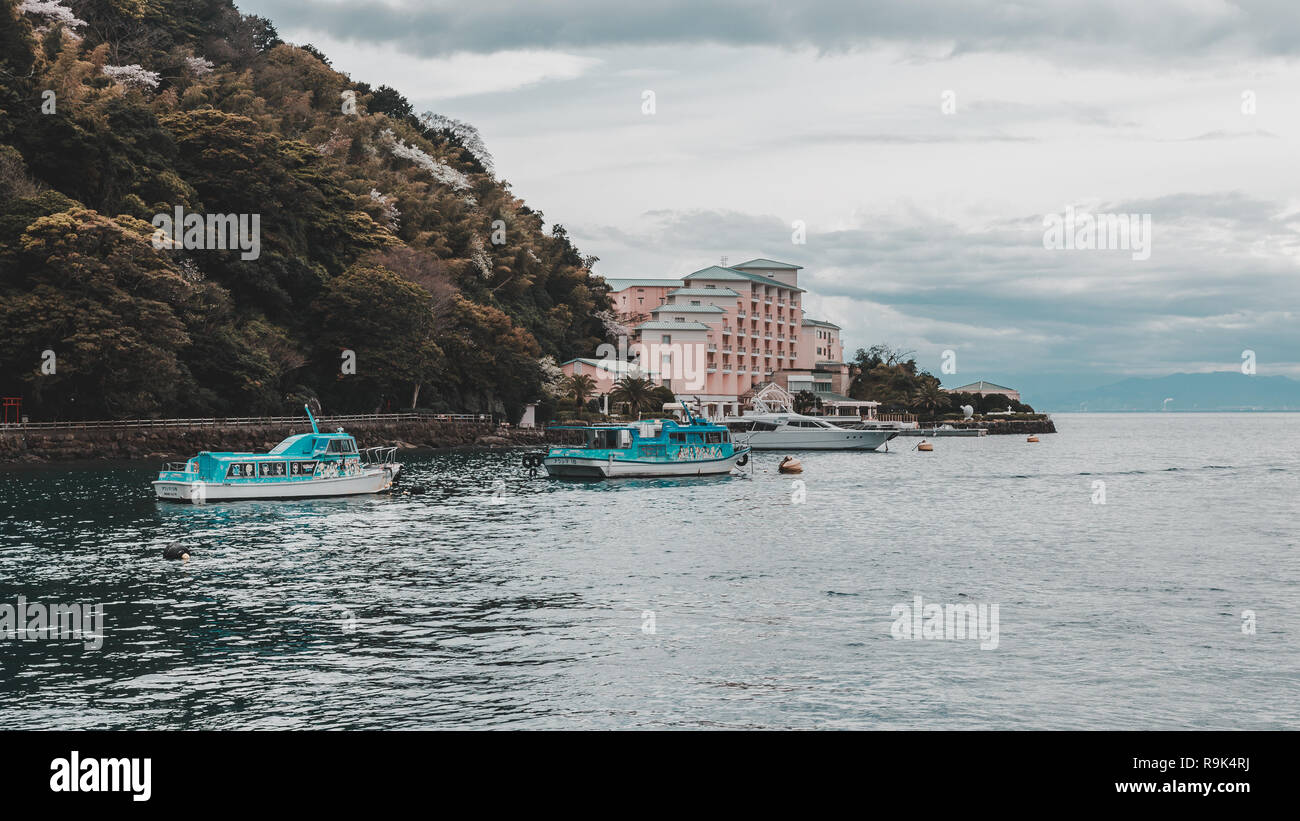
xmin=152 ymin=407 xmax=400 ymax=503
xmin=153 ymin=468 xmax=395 ymax=502
xmin=724 ymin=421 xmax=897 ymax=451
xmin=543 ymin=451 xmax=747 ymax=479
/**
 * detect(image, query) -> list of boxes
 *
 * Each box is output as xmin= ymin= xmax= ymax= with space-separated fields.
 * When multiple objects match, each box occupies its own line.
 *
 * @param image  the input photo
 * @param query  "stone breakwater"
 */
xmin=0 ymin=420 xmax=571 ymax=463
xmin=950 ymin=418 xmax=1058 ymax=435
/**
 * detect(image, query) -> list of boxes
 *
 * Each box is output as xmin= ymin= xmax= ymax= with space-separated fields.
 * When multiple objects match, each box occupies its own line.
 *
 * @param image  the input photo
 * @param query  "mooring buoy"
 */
xmin=162 ymin=542 xmax=191 ymax=561
xmin=778 ymin=455 xmax=803 ymax=473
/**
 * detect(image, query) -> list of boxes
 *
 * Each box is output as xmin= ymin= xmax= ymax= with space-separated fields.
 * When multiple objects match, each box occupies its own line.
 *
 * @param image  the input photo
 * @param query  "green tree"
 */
xmin=611 ymin=376 xmax=658 ymax=416
xmin=911 ymin=381 xmax=948 ymax=421
xmin=565 ymin=373 xmax=596 ymax=408
xmin=793 ymin=390 xmax=822 ymax=414
xmin=312 ymin=264 xmax=442 ymax=411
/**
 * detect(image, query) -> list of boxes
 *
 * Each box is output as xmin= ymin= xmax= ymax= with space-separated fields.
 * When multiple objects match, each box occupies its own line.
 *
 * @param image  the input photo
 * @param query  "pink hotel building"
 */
xmin=564 ymin=259 xmax=866 ymax=417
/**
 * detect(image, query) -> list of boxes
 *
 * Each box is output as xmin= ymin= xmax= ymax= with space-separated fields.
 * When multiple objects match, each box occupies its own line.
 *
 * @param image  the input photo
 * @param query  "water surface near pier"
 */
xmin=1 ymin=413 xmax=1296 ymax=729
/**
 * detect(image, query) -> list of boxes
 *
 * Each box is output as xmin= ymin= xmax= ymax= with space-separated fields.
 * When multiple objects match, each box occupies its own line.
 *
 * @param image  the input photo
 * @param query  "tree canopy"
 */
xmin=0 ymin=0 xmax=610 ymax=420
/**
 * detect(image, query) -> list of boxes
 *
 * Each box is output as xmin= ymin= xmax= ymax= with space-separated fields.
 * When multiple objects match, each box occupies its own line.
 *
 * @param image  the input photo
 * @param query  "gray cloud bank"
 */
xmin=243 ymin=0 xmax=1300 ymax=61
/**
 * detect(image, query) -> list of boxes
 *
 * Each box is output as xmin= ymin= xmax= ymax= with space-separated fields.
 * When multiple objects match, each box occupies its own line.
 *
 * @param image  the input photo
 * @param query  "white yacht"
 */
xmin=723 ymin=412 xmax=896 ymax=450
xmin=720 ymin=384 xmax=897 ymax=451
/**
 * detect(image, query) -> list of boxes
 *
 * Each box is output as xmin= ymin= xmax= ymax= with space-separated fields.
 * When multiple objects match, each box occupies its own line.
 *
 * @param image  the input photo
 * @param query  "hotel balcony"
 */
xmin=721 ymin=326 xmax=731 ymax=335
xmin=778 ymin=298 xmax=786 ymax=305
xmin=764 ymin=298 xmax=772 ymax=305
xmin=751 ymin=295 xmax=759 ymax=302
xmin=764 ymin=333 xmax=773 ymax=340
xmin=736 ymin=311 xmax=746 ymax=319
xmin=707 ymin=345 xmax=717 ymax=352
xmin=722 ymin=367 xmax=732 ymax=374
xmin=763 ymin=315 xmax=772 ymax=322
xmin=722 ymin=346 xmax=732 ymax=353
xmin=751 ymin=331 xmax=760 ymax=338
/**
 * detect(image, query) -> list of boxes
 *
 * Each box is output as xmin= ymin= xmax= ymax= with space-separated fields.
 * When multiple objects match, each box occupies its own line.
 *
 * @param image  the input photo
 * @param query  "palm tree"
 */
xmin=611 ymin=376 xmax=657 ymax=416
xmin=565 ymin=374 xmax=597 ymax=409
xmin=911 ymin=382 xmax=949 ymax=422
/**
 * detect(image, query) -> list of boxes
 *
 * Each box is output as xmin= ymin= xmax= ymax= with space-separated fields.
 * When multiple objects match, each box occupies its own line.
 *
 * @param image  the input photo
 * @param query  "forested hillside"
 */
xmin=0 ymin=0 xmax=609 ymax=421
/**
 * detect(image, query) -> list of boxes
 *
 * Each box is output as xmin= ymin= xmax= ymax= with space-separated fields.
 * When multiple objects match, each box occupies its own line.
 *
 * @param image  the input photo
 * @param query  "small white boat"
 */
xmin=152 ymin=407 xmax=400 ymax=503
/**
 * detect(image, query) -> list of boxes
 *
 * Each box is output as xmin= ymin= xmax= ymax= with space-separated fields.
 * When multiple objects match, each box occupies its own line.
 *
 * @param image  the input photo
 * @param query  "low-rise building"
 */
xmin=943 ymin=380 xmax=1021 ymax=402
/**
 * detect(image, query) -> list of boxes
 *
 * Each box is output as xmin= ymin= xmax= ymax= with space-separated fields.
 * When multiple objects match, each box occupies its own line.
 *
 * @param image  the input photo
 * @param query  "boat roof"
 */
xmin=548 ymin=418 xmax=723 ymax=431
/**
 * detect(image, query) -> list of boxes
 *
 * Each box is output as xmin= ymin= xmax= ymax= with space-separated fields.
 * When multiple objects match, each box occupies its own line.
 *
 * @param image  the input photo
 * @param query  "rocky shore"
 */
xmin=0 ymin=419 xmax=570 ymax=463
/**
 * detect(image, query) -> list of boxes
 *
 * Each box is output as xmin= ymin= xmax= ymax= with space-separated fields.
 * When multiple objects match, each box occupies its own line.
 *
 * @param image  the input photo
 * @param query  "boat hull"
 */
xmin=153 ymin=468 xmax=394 ymax=503
xmin=740 ymin=429 xmax=897 ymax=451
xmin=543 ymin=452 xmax=747 ymax=479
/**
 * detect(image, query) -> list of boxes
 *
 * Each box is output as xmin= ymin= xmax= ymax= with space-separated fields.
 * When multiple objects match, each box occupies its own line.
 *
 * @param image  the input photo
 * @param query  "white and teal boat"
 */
xmin=152 ymin=406 xmax=400 ymax=503
xmin=542 ymin=404 xmax=751 ymax=479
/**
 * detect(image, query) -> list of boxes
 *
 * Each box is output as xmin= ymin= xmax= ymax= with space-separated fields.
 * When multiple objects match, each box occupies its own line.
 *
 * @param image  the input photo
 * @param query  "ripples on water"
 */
xmin=1 ymin=414 xmax=1297 ymax=729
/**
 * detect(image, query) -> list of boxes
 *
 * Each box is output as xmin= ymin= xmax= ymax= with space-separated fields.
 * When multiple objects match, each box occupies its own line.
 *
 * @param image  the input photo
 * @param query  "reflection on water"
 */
xmin=1 ymin=414 xmax=1297 ymax=729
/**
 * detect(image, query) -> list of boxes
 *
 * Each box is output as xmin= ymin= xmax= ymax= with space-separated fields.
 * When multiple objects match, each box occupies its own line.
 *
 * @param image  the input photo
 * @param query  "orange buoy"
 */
xmin=1027 ymin=435 xmax=1039 ymax=443
xmin=917 ymin=440 xmax=934 ymax=452
xmin=778 ymin=455 xmax=803 ymax=473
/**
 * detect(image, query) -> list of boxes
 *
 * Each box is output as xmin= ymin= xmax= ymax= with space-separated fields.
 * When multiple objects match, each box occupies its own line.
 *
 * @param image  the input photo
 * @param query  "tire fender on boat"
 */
xmin=736 ymin=453 xmax=749 ymax=467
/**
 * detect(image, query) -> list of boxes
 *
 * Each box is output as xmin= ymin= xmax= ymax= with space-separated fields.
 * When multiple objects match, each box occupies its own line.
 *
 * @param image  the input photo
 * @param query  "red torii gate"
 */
xmin=2 ymin=397 xmax=21 ymax=425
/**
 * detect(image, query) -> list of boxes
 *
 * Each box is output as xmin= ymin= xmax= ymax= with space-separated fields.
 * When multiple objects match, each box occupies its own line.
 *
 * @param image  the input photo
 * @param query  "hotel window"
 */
xmin=661 ymin=335 xmax=671 ymax=344
xmin=691 ymin=300 xmax=701 ymax=306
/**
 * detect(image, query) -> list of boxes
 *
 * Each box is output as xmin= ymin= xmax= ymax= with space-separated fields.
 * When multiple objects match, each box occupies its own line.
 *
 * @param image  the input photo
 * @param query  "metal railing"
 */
xmin=1 ymin=412 xmax=493 ymax=432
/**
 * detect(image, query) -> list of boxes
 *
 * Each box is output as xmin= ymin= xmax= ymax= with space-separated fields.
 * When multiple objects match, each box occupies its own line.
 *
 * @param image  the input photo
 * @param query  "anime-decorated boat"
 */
xmin=152 ymin=406 xmax=400 ymax=503
xmin=541 ymin=403 xmax=751 ymax=479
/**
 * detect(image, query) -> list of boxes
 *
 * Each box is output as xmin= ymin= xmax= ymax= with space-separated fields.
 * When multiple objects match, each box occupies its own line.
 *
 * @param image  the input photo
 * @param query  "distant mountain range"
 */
xmin=1032 ymin=372 xmax=1300 ymax=412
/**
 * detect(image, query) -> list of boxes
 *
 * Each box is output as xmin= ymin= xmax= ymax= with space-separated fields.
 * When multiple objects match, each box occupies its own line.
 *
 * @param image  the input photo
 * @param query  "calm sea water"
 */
xmin=1 ymin=413 xmax=1297 ymax=729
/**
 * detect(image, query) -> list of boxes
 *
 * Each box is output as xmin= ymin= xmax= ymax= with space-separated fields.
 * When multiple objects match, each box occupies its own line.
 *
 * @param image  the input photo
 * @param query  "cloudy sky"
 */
xmin=241 ymin=0 xmax=1300 ymax=397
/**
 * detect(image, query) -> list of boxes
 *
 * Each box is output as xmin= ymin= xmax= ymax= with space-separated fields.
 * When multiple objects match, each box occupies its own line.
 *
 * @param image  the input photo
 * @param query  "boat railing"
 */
xmin=359 ymin=446 xmax=398 ymax=466
xmin=162 ymin=462 xmax=191 ymax=472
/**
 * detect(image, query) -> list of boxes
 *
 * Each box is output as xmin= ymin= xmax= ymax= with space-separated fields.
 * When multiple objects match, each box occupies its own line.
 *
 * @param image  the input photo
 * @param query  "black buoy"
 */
xmin=162 ymin=542 xmax=191 ymax=561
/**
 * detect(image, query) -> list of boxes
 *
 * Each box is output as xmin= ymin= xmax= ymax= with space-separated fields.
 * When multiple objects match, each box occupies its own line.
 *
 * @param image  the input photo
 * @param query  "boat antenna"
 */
xmin=305 ymin=404 xmax=320 ymax=434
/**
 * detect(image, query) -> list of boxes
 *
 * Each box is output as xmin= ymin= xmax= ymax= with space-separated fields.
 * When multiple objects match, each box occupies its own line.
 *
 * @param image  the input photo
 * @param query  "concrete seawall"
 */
xmin=0 ymin=419 xmax=567 ymax=463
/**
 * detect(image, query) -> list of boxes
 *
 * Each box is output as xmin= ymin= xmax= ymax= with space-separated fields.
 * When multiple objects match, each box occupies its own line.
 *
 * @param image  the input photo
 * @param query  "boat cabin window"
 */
xmin=226 ymin=462 xmax=256 ymax=478
xmin=325 ymin=439 xmax=357 ymax=454
xmin=752 ymin=422 xmax=779 ymax=432
xmin=726 ymin=421 xmax=754 ymax=433
xmin=586 ymin=429 xmax=627 ymax=449
xmin=669 ymin=432 xmax=686 ymax=443
xmin=705 ymin=432 xmax=724 ymax=444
